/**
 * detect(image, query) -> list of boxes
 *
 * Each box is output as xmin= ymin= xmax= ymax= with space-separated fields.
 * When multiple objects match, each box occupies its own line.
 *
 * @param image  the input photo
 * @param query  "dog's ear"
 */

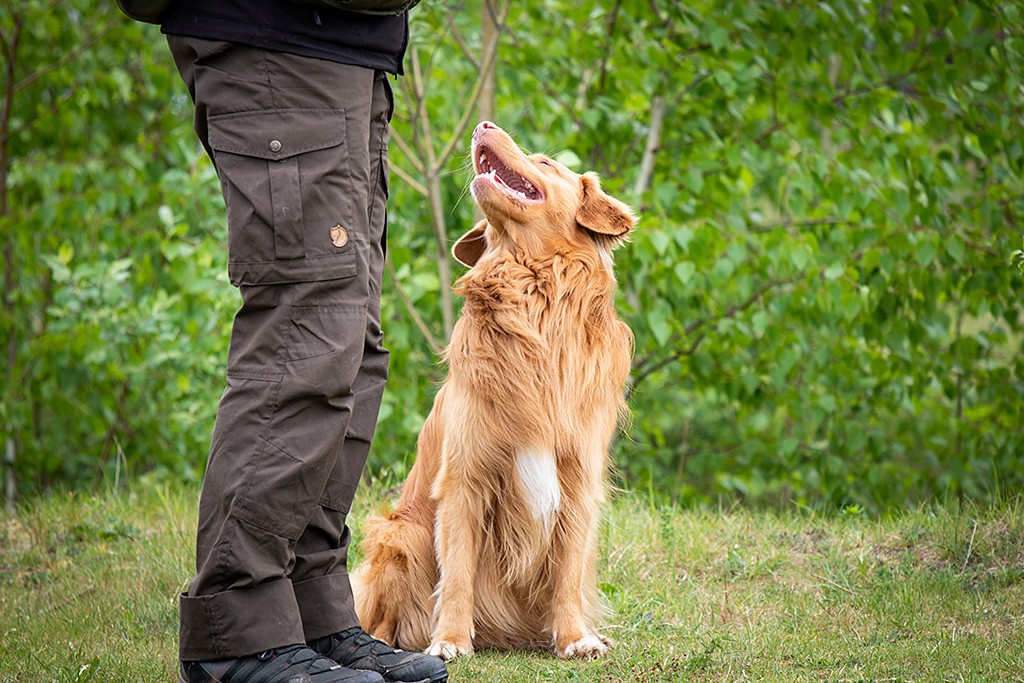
xmin=452 ymin=219 xmax=489 ymax=267
xmin=576 ymin=172 xmax=636 ymax=240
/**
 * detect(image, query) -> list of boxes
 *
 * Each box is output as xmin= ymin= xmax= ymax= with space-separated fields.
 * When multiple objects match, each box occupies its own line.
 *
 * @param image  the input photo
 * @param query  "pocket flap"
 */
xmin=208 ymin=108 xmax=346 ymax=161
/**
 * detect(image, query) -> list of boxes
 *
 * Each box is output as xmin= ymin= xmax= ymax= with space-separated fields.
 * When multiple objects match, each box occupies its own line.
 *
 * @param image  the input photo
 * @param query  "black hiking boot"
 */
xmin=179 ymin=644 xmax=384 ymax=683
xmin=311 ymin=628 xmax=448 ymax=683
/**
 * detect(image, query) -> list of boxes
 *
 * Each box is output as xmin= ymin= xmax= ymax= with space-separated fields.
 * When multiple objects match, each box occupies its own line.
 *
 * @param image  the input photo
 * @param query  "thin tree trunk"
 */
xmin=410 ymin=50 xmax=455 ymax=339
xmin=2 ymin=16 xmax=24 ymax=511
xmin=426 ymin=168 xmax=455 ymax=337
xmin=396 ymin=3 xmax=509 ymax=342
xmin=475 ymin=0 xmax=499 ymax=223
xmin=479 ymin=0 xmax=498 ymax=126
xmin=633 ymin=93 xmax=665 ymax=205
xmin=5 ymin=439 xmax=14 ymax=512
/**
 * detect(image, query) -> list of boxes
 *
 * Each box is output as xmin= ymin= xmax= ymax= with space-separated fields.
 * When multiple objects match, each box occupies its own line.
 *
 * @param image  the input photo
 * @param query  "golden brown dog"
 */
xmin=352 ymin=121 xmax=635 ymax=661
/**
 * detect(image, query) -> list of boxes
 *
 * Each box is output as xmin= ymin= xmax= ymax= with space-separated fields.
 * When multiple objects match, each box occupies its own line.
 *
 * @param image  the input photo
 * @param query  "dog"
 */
xmin=352 ymin=121 xmax=636 ymax=661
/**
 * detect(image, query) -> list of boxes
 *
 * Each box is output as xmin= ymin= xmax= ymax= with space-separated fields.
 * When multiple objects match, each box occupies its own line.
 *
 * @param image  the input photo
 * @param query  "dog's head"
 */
xmin=454 ymin=121 xmax=636 ymax=268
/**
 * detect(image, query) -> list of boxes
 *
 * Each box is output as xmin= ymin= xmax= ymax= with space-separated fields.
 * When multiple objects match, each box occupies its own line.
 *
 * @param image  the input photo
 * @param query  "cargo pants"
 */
xmin=167 ymin=35 xmax=392 ymax=662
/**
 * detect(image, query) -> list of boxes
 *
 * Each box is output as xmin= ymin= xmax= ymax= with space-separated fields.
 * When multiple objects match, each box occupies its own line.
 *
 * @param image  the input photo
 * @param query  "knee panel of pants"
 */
xmin=224 ymin=279 xmax=369 ymax=541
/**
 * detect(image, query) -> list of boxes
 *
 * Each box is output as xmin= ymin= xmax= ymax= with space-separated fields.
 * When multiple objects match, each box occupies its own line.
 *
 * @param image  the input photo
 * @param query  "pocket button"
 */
xmin=269 ymin=139 xmax=282 ymax=153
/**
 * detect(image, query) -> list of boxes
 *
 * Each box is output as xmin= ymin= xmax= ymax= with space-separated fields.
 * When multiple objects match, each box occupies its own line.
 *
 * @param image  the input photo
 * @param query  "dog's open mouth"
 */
xmin=474 ymin=144 xmax=544 ymax=204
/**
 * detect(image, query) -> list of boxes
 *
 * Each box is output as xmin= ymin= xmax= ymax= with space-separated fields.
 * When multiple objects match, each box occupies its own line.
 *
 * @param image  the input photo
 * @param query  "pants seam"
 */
xmin=261 ymin=50 xmax=275 ymax=110
xmin=237 ymin=286 xmax=292 ymax=529
xmin=237 ymin=377 xmax=283 ymax=524
xmin=206 ymin=590 xmax=223 ymax=658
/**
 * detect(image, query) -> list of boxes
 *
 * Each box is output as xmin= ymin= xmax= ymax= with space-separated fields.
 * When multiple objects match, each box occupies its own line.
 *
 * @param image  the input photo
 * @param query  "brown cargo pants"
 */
xmin=167 ymin=35 xmax=392 ymax=662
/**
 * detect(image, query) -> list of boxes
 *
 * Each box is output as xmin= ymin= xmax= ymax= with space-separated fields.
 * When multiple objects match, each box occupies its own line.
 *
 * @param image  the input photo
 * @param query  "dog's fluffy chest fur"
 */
xmin=448 ymin=253 xmax=628 ymax=404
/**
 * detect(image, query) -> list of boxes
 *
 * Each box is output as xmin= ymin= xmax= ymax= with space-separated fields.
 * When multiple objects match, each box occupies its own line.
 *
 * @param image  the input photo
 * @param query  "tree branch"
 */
xmin=409 ymin=51 xmax=455 ymax=338
xmin=627 ymin=276 xmax=799 ymax=398
xmin=594 ymin=0 xmax=622 ymax=95
xmin=435 ymin=0 xmax=509 ymax=165
xmin=448 ymin=21 xmax=479 ymax=70
xmin=748 ymin=217 xmax=851 ymax=234
xmin=402 ymin=1 xmax=510 ymax=341
xmin=831 ymin=12 xmax=957 ymax=107
xmin=390 ymin=128 xmax=425 ymax=174
xmin=503 ymin=32 xmax=586 ymax=130
xmin=389 ymin=160 xmax=429 ymax=197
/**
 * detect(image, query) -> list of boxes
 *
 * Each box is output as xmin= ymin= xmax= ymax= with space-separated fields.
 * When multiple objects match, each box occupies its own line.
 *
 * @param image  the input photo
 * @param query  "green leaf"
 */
xmin=945 ymin=235 xmax=966 ymax=264
xmin=674 ymin=261 xmax=697 ymax=286
xmin=650 ymin=230 xmax=671 ymax=256
xmin=790 ymin=245 xmax=812 ymax=271
xmin=841 ymin=291 xmax=863 ymax=320
xmin=737 ymin=166 xmax=755 ymax=193
xmin=158 ymin=205 xmax=175 ymax=229
xmin=713 ymin=68 xmax=737 ymax=96
xmin=683 ymin=168 xmax=705 ymax=194
xmin=553 ymin=149 xmax=582 ymax=170
xmin=646 ymin=306 xmax=673 ymax=347
xmin=673 ymin=227 xmax=695 ymax=252
xmin=914 ymin=240 xmax=938 ymax=268
xmin=824 ymin=263 xmax=845 ymax=281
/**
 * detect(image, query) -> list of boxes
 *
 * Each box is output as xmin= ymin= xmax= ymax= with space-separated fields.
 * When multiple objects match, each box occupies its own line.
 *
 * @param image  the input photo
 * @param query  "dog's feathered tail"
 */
xmin=352 ymin=509 xmax=436 ymax=650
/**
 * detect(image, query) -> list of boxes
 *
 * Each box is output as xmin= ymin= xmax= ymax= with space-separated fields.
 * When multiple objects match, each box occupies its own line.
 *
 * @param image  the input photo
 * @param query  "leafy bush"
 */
xmin=1 ymin=4 xmax=234 ymax=488
xmin=2 ymin=0 xmax=1021 ymax=511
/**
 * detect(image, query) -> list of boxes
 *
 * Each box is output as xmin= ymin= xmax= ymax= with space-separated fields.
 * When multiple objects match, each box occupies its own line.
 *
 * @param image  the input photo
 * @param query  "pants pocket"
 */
xmin=208 ymin=108 xmax=358 ymax=286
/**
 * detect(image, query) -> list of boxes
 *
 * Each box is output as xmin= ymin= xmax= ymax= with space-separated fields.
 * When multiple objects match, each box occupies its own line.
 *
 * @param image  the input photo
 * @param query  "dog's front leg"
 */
xmin=550 ymin=451 xmax=612 ymax=660
xmin=427 ymin=476 xmax=481 ymax=661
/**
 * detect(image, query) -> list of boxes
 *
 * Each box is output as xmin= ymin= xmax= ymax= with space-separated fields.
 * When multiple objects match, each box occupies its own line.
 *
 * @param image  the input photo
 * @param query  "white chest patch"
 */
xmin=515 ymin=448 xmax=561 ymax=534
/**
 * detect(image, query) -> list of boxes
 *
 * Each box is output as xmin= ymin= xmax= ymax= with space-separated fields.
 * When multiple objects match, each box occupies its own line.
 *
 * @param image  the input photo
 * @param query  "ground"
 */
xmin=1 ymin=485 xmax=1021 ymax=682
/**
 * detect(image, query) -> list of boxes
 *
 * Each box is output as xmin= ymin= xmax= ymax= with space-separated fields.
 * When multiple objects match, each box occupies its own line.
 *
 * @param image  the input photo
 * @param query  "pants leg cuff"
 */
xmin=293 ymin=572 xmax=359 ymax=641
xmin=179 ymin=578 xmax=305 ymax=661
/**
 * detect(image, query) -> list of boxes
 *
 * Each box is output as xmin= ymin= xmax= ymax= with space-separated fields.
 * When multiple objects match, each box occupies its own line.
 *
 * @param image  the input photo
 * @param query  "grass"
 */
xmin=1 ymin=484 xmax=1022 ymax=682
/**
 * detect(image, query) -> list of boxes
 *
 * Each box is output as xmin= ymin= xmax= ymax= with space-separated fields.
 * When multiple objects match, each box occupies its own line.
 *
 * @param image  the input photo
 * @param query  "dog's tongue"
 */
xmin=479 ymin=151 xmax=540 ymax=201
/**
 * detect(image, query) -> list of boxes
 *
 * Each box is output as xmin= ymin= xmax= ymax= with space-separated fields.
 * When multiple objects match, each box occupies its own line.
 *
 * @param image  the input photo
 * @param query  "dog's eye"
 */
xmin=539 ymin=160 xmax=551 ymax=166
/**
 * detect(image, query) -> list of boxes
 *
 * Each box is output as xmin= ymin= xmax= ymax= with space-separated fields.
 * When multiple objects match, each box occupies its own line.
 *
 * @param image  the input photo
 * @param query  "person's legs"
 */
xmin=168 ymin=35 xmax=380 ymax=662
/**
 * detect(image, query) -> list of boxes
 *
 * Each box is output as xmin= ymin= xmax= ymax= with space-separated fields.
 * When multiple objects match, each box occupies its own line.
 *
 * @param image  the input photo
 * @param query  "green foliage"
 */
xmin=2 ymin=0 xmax=1022 ymax=510
xmin=495 ymin=0 xmax=1023 ymax=510
xmin=1 ymin=3 xmax=234 ymax=488
xmin=1013 ymin=235 xmax=1024 ymax=275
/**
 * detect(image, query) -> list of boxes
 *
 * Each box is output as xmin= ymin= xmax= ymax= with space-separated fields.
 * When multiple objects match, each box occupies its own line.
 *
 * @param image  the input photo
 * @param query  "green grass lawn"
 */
xmin=1 ymin=484 xmax=1021 ymax=682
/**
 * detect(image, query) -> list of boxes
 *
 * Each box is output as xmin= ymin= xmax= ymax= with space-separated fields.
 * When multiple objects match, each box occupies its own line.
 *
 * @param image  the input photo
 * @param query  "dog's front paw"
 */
xmin=426 ymin=638 xmax=473 ymax=661
xmin=557 ymin=633 xmax=613 ymax=660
